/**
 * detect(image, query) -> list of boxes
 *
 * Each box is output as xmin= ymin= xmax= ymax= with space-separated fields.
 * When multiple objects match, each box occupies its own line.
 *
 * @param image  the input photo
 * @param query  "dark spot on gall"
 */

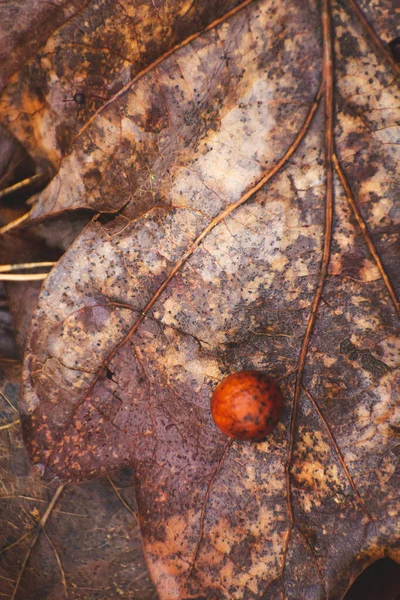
xmin=243 ymin=414 xmax=255 ymax=423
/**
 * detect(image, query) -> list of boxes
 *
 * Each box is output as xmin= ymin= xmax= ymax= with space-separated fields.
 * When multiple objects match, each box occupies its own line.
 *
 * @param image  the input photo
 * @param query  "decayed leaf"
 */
xmin=356 ymin=0 xmax=399 ymax=44
xmin=0 ymin=0 xmax=88 ymax=94
xmin=0 ymin=0 xmax=244 ymax=172
xmin=3 ymin=0 xmax=400 ymax=598
xmin=0 ymin=363 xmax=155 ymax=599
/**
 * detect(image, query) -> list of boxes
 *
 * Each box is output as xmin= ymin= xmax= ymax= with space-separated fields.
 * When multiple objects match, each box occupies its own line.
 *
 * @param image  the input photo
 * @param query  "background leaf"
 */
xmin=0 ymin=362 xmax=156 ymax=599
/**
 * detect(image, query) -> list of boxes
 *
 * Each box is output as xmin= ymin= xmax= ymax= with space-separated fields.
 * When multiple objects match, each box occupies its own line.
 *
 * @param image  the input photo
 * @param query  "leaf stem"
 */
xmin=281 ymin=0 xmax=335 ymax=580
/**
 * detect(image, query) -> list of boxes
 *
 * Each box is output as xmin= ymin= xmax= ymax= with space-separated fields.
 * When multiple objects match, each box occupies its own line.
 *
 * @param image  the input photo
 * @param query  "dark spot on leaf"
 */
xmin=73 ymin=92 xmax=85 ymax=105
xmin=340 ymin=339 xmax=357 ymax=356
xmin=359 ymin=350 xmax=389 ymax=378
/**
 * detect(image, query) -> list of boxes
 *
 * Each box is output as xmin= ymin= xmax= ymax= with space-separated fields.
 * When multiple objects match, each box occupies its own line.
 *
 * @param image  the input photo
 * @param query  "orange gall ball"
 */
xmin=210 ymin=370 xmax=283 ymax=441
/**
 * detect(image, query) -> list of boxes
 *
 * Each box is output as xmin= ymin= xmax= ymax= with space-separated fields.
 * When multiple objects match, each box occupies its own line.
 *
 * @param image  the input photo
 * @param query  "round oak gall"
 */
xmin=211 ymin=370 xmax=283 ymax=441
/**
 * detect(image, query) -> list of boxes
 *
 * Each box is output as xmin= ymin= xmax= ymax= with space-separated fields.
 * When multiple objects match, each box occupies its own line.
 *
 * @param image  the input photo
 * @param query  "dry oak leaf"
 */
xmin=0 ymin=0 xmax=244 ymax=172
xmin=15 ymin=0 xmax=400 ymax=599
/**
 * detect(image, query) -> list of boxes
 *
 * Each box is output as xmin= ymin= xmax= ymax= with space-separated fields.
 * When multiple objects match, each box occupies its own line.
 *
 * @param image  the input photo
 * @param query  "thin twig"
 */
xmin=10 ymin=485 xmax=65 ymax=600
xmin=0 ymin=358 xmax=20 ymax=365
xmin=0 ymin=273 xmax=48 ymax=281
xmin=43 ymin=529 xmax=68 ymax=598
xmin=0 ymin=262 xmax=55 ymax=273
xmin=0 ymin=173 xmax=46 ymax=201
xmin=0 ymin=531 xmax=33 ymax=557
xmin=0 ymin=419 xmax=20 ymax=431
xmin=107 ymin=474 xmax=138 ymax=523
xmin=10 ymin=533 xmax=38 ymax=600
xmin=0 ymin=390 xmax=19 ymax=413
xmin=0 ymin=213 xmax=30 ymax=235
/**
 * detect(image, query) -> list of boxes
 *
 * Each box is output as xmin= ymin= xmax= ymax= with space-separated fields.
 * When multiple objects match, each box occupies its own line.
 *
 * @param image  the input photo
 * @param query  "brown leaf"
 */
xmin=0 ymin=363 xmax=155 ymax=599
xmin=0 ymin=0 xmax=244 ymax=171
xmin=356 ymin=0 xmax=399 ymax=44
xmin=0 ymin=1 xmax=88 ymax=94
xmin=4 ymin=1 xmax=400 ymax=599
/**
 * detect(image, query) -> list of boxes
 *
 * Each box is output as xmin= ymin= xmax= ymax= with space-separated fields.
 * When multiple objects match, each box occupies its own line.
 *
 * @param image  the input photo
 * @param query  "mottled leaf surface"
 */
xmin=357 ymin=0 xmax=399 ymax=42
xmin=7 ymin=0 xmax=400 ymax=599
xmin=0 ymin=0 xmax=242 ymax=172
xmin=0 ymin=0 xmax=88 ymax=93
